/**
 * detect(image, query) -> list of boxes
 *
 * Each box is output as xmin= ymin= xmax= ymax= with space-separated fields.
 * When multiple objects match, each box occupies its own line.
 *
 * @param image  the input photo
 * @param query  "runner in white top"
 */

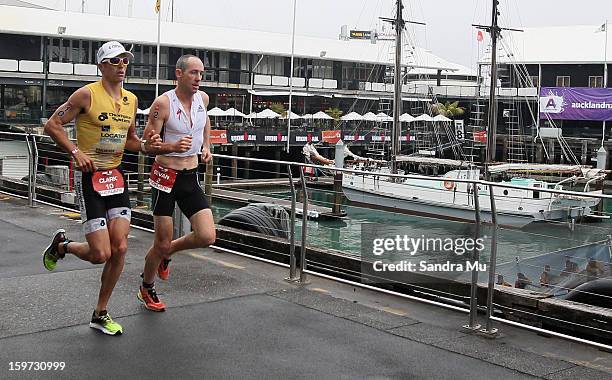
xmin=138 ymin=54 xmax=215 ymax=311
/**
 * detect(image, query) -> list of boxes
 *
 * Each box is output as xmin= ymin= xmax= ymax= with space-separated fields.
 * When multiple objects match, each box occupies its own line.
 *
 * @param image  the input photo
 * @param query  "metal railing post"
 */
xmin=286 ymin=165 xmax=298 ymax=281
xmin=464 ymin=180 xmax=482 ymax=331
xmin=25 ymin=134 xmax=34 ymax=207
xmin=481 ymin=184 xmax=499 ymax=336
xmin=31 ymin=135 xmax=38 ymax=206
xmin=298 ymin=168 xmax=309 ymax=283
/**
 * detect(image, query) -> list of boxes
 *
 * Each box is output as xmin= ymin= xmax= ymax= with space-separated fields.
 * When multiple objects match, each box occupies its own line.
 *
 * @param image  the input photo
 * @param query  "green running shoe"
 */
xmin=89 ymin=311 xmax=123 ymax=336
xmin=42 ymin=229 xmax=67 ymax=271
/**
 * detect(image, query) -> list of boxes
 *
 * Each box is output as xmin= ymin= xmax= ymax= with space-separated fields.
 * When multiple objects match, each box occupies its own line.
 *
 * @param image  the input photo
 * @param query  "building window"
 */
xmin=589 ymin=76 xmax=603 ymax=88
xmin=556 ymin=76 xmax=570 ymax=87
xmin=529 ymin=76 xmax=539 ymax=88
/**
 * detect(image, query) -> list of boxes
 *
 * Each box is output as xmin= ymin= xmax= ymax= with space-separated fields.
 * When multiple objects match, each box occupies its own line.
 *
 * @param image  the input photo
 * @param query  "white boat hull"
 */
xmin=342 ymin=170 xmax=599 ymax=228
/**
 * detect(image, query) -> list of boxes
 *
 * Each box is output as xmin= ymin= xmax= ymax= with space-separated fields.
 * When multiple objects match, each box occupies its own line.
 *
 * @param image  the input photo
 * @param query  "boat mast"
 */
xmin=485 ymin=0 xmax=500 ymax=179
xmin=391 ymin=0 xmax=405 ymax=174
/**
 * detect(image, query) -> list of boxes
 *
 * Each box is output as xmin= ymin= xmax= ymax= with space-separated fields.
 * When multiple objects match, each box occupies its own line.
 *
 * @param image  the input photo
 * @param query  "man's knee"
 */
xmin=195 ymin=229 xmax=216 ymax=247
xmin=154 ymin=240 xmax=172 ymax=257
xmin=111 ymin=241 xmax=128 ymax=258
xmin=90 ymin=248 xmax=111 ymax=264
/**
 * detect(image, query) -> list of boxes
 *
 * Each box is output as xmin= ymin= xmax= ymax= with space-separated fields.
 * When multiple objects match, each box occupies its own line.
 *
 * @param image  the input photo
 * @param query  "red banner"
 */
xmin=210 ymin=130 xmax=228 ymax=144
xmin=473 ymin=130 xmax=487 ymax=143
xmin=322 ymin=130 xmax=341 ymax=143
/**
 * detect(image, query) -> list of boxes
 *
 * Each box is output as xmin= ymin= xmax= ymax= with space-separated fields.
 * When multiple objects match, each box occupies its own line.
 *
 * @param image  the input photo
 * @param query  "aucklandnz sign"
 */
xmin=539 ymin=87 xmax=612 ymax=121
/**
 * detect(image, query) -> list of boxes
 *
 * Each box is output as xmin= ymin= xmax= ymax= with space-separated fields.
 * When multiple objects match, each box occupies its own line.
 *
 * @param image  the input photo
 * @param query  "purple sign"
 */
xmin=539 ymin=87 xmax=612 ymax=121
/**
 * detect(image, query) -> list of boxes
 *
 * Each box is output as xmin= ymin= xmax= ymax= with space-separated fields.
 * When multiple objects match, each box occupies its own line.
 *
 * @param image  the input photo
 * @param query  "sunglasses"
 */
xmin=103 ymin=57 xmax=130 ymax=65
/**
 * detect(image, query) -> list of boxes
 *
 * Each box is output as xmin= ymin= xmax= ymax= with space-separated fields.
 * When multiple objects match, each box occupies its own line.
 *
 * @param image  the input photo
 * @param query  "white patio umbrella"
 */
xmin=433 ymin=114 xmax=452 ymax=122
xmin=311 ymin=111 xmax=333 ymax=120
xmin=207 ymin=107 xmax=226 ymax=117
xmin=301 ymin=113 xmax=313 ymax=119
xmin=414 ymin=114 xmax=434 ymax=122
xmin=225 ymin=107 xmax=246 ymax=118
xmin=362 ymin=112 xmax=378 ymax=121
xmin=376 ymin=112 xmax=393 ymax=122
xmin=399 ymin=113 xmax=415 ymax=122
xmin=340 ymin=111 xmax=363 ymax=121
xmin=256 ymin=109 xmax=281 ymax=119
xmin=245 ymin=112 xmax=258 ymax=119
xmin=137 ymin=108 xmax=149 ymax=115
xmin=279 ymin=111 xmax=301 ymax=120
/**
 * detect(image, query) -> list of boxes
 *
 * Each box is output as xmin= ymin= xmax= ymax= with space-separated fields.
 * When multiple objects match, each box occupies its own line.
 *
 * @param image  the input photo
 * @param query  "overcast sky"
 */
xmin=27 ymin=0 xmax=612 ymax=68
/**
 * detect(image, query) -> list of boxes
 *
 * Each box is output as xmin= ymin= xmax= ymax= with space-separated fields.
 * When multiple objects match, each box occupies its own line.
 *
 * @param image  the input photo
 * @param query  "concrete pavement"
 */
xmin=0 ymin=195 xmax=610 ymax=379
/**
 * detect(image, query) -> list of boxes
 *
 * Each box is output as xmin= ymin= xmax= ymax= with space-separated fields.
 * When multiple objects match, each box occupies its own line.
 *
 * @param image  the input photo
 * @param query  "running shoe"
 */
xmin=42 ymin=229 xmax=67 ymax=271
xmin=158 ymin=258 xmax=171 ymax=280
xmin=89 ymin=310 xmax=123 ymax=335
xmin=138 ymin=285 xmax=166 ymax=312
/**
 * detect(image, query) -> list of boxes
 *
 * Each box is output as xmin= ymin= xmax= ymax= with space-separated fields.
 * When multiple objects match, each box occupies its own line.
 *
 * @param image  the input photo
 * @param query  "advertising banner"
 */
xmin=322 ymin=130 xmax=341 ymax=143
xmin=209 ymin=130 xmax=228 ymax=144
xmin=539 ymin=87 xmax=612 ymax=121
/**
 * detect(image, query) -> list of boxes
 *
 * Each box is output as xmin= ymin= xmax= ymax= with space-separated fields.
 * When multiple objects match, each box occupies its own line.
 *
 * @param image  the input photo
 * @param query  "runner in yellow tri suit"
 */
xmin=41 ymin=41 xmax=161 ymax=336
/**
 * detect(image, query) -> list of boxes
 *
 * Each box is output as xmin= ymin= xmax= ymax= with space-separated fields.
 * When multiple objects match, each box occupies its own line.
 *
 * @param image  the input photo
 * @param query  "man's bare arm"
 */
xmin=125 ymin=99 xmax=161 ymax=153
xmin=200 ymin=92 xmax=212 ymax=163
xmin=142 ymin=96 xmax=191 ymax=155
xmin=43 ymin=87 xmax=97 ymax=172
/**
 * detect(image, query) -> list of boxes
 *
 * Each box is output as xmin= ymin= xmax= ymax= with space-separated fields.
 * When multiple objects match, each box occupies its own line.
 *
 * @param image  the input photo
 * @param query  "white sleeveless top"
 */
xmin=162 ymin=89 xmax=207 ymax=157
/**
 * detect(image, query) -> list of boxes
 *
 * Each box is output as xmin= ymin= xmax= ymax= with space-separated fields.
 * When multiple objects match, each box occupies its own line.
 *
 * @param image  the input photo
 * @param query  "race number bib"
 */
xmin=149 ymin=161 xmax=177 ymax=193
xmin=92 ymin=169 xmax=125 ymax=197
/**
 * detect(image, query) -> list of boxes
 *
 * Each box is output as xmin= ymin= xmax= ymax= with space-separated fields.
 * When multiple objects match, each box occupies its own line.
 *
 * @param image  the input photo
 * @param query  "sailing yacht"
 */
xmin=341 ymin=0 xmax=604 ymax=228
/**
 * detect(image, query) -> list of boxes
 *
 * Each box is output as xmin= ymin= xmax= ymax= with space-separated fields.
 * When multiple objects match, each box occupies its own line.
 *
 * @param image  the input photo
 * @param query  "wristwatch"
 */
xmin=140 ymin=140 xmax=147 ymax=153
xmin=70 ymin=147 xmax=79 ymax=156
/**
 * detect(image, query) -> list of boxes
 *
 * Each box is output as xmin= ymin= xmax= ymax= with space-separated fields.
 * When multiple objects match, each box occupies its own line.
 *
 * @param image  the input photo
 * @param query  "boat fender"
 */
xmin=219 ymin=203 xmax=290 ymax=239
xmin=444 ymin=181 xmax=456 ymax=190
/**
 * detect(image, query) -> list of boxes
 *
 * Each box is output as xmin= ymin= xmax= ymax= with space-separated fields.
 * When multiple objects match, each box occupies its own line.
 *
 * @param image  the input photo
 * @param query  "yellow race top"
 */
xmin=75 ymin=81 xmax=136 ymax=170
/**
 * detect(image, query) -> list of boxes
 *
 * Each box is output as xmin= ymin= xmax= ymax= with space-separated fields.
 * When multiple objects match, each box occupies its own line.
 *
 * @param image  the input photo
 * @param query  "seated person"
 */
xmin=496 ymin=274 xmax=512 ymax=287
xmin=539 ymin=265 xmax=552 ymax=287
xmin=586 ymin=258 xmax=605 ymax=281
xmin=560 ymin=258 xmax=578 ymax=277
xmin=515 ymin=272 xmax=532 ymax=289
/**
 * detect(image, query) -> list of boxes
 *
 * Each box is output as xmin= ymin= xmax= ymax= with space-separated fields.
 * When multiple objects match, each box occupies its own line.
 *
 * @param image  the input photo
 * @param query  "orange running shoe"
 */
xmin=158 ymin=258 xmax=171 ymax=280
xmin=137 ymin=285 xmax=166 ymax=312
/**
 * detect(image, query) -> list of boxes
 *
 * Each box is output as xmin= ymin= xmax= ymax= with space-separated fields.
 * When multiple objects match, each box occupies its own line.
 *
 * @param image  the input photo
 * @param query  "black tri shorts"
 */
xmin=151 ymin=168 xmax=210 ymax=219
xmin=74 ymin=168 xmax=131 ymax=235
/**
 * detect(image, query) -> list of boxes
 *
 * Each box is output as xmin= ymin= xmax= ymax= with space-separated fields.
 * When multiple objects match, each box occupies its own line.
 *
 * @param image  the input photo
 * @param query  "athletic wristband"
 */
xmin=140 ymin=140 xmax=147 ymax=153
xmin=70 ymin=148 xmax=79 ymax=156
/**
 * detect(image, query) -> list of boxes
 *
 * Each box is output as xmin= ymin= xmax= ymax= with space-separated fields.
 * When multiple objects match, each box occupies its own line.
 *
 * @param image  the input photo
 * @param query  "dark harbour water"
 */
xmin=206 ymin=187 xmax=612 ymax=265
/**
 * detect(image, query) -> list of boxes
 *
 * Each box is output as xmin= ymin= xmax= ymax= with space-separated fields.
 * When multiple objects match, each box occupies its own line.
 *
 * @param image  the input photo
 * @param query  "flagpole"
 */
xmin=156 ymin=0 xmax=161 ymax=97
xmin=286 ymin=0 xmax=297 ymax=154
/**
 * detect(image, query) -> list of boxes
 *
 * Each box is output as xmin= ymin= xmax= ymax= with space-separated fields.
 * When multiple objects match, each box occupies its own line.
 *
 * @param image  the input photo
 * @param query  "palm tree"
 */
xmin=324 ymin=107 xmax=343 ymax=121
xmin=270 ymin=102 xmax=286 ymax=116
xmin=431 ymin=101 xmax=465 ymax=118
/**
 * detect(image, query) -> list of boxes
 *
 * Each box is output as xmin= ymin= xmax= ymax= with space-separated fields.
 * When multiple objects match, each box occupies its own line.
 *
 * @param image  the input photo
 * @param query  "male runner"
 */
xmin=42 ymin=41 xmax=161 ymax=335
xmin=138 ymin=54 xmax=215 ymax=311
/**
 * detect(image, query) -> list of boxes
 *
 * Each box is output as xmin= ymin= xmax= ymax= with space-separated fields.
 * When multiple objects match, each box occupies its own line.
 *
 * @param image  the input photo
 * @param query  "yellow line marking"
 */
xmin=311 ymin=288 xmax=330 ymax=294
xmin=0 ymin=196 xmax=11 ymax=200
xmin=381 ymin=307 xmax=408 ymax=316
xmin=63 ymin=212 xmax=81 ymax=218
xmin=185 ymin=252 xmax=245 ymax=269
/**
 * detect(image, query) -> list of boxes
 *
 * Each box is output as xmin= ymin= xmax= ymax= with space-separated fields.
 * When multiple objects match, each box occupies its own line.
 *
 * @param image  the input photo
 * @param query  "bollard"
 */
xmin=332 ymin=139 xmax=345 ymax=215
